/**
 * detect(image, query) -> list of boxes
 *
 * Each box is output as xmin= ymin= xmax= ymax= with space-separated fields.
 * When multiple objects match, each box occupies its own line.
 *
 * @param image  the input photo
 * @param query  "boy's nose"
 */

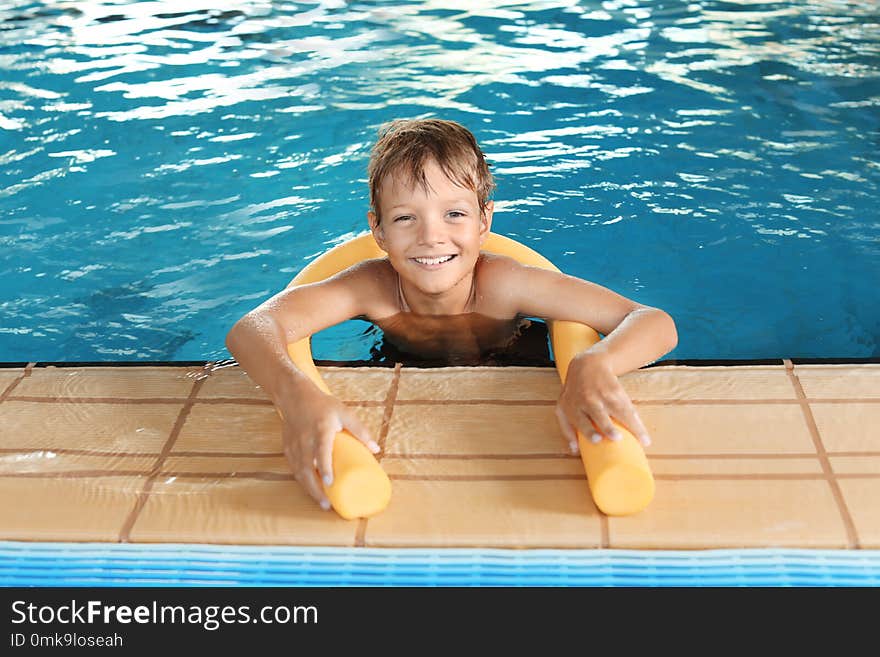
xmin=417 ymin=217 xmax=447 ymax=245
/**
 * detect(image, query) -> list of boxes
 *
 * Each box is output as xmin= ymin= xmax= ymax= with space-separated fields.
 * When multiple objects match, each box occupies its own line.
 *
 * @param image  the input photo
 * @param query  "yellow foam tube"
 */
xmin=550 ymin=320 xmax=655 ymax=516
xmin=482 ymin=234 xmax=654 ymax=516
xmin=287 ymin=232 xmax=654 ymax=518
xmin=286 ymin=238 xmax=391 ymax=520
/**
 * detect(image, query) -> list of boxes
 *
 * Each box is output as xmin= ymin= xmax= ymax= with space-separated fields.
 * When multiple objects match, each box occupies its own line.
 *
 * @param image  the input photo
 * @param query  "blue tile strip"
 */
xmin=1 ymin=542 xmax=878 ymax=586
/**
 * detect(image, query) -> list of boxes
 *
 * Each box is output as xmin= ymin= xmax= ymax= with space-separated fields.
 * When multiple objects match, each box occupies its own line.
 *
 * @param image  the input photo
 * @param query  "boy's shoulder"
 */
xmin=475 ymin=252 xmax=541 ymax=315
xmin=351 ymin=256 xmax=397 ymax=282
xmin=336 ymin=257 xmax=399 ymax=318
xmin=477 ymin=251 xmax=539 ymax=281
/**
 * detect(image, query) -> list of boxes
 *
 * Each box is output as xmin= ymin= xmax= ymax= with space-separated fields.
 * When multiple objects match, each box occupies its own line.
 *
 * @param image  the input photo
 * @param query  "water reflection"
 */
xmin=0 ymin=1 xmax=878 ymax=360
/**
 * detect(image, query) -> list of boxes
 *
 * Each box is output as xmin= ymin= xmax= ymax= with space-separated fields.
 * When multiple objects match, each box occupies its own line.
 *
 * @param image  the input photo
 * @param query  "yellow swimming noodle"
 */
xmin=287 ymin=232 xmax=655 ymax=518
xmin=287 ymin=236 xmax=389 ymax=520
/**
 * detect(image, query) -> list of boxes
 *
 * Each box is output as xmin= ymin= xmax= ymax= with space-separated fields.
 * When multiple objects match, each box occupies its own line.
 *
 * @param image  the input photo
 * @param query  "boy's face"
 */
xmin=369 ymin=158 xmax=492 ymax=302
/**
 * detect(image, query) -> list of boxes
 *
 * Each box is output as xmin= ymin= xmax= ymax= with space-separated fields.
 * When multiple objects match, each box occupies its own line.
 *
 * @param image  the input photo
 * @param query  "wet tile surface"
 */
xmin=0 ymin=362 xmax=877 ymax=550
xmin=794 ymin=365 xmax=880 ymax=399
xmin=0 ymin=476 xmax=146 ymax=542
xmin=130 ymin=477 xmax=360 ymax=546
xmin=15 ymin=366 xmax=202 ymax=399
xmin=607 ymin=479 xmax=849 ymax=549
xmin=0 ymin=400 xmax=182 ymax=454
xmin=364 ymin=479 xmax=602 ymax=548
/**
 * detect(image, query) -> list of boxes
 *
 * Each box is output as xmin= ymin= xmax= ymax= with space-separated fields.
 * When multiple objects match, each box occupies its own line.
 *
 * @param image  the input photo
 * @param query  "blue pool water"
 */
xmin=1 ymin=1 xmax=878 ymax=362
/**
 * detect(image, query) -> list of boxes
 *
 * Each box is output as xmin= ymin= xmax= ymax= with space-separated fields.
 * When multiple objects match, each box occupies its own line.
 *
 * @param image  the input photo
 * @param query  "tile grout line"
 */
xmin=6 ymin=395 xmax=386 ymax=406
xmin=0 ymin=363 xmax=34 ymax=402
xmin=785 ymin=359 xmax=860 ymax=549
xmin=8 ymin=396 xmax=215 ymax=404
xmin=117 ymin=365 xmax=213 ymax=543
xmin=376 ymin=363 xmax=402 ymax=460
xmin=355 ymin=362 xmax=402 ymax=548
xmin=385 ymin=473 xmax=840 ymax=481
xmin=4 ymin=471 xmax=879 ymax=481
xmin=393 ymin=398 xmax=880 ymax=406
xmin=381 ymin=451 xmax=829 ymax=460
xmin=0 ymin=376 xmax=27 ymax=405
xmin=3 ymin=446 xmax=878 ymax=460
xmin=6 ymin=395 xmax=879 ymax=406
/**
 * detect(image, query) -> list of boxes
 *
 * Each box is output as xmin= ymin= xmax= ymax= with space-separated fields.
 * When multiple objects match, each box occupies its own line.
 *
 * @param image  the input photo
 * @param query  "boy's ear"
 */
xmin=368 ymin=211 xmax=386 ymax=250
xmin=479 ymin=201 xmax=494 ymax=245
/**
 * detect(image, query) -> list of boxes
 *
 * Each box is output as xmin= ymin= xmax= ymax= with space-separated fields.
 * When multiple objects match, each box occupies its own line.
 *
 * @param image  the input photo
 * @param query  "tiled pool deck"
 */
xmin=0 ymin=361 xmax=878 ymax=550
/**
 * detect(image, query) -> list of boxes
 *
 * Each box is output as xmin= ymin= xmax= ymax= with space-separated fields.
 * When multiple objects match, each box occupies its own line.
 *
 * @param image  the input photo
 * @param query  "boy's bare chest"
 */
xmin=372 ymin=311 xmax=525 ymax=361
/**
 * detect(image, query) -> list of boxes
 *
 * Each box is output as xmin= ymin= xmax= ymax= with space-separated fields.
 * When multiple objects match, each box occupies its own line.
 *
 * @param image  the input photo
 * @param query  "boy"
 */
xmin=226 ymin=118 xmax=678 ymax=511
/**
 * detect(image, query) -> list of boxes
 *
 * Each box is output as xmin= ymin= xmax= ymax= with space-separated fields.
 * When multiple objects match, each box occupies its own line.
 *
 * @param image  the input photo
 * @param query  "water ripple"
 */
xmin=0 ymin=0 xmax=878 ymax=360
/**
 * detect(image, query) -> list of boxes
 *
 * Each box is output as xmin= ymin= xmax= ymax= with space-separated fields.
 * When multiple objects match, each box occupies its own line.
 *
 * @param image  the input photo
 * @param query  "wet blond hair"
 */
xmin=368 ymin=118 xmax=495 ymax=222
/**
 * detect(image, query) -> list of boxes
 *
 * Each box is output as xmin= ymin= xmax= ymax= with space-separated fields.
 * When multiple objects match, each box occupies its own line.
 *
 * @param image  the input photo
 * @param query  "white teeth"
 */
xmin=414 ymin=255 xmax=454 ymax=265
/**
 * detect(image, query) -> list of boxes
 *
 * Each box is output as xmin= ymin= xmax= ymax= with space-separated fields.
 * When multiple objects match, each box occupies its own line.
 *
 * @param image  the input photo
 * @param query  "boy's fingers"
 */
xmin=316 ymin=426 xmax=336 ymax=488
xmin=583 ymin=408 xmax=621 ymax=442
xmin=282 ymin=440 xmax=298 ymax=470
xmin=617 ymin=409 xmax=652 ymax=447
xmin=604 ymin=390 xmax=653 ymax=447
xmin=575 ymin=416 xmax=600 ymax=445
xmin=295 ymin=466 xmax=331 ymax=511
xmin=342 ymin=409 xmax=380 ymax=454
xmin=554 ymin=406 xmax=578 ymax=453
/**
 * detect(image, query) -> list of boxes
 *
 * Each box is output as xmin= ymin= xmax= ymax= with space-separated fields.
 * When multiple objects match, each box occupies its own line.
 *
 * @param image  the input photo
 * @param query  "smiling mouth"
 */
xmin=411 ymin=254 xmax=457 ymax=266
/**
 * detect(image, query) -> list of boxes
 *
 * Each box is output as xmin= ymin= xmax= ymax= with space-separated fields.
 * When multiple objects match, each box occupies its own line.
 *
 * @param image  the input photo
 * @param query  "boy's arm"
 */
xmin=225 ymin=264 xmax=381 ymax=507
xmin=488 ymin=258 xmax=678 ymax=449
xmin=225 ymin=265 xmax=371 ymax=403
xmin=494 ymin=260 xmax=678 ymax=374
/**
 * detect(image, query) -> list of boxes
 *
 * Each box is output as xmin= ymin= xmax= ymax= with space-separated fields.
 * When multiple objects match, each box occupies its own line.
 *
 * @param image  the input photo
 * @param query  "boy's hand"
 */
xmin=279 ymin=387 xmax=380 ymax=511
xmin=555 ymin=352 xmax=651 ymax=454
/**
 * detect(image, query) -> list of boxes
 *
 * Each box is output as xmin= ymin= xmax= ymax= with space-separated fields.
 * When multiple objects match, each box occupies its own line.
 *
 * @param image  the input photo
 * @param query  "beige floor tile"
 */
xmin=384 ymin=454 xmax=825 ymax=479
xmin=385 ymin=404 xmax=567 ymax=456
xmin=382 ymin=456 xmax=583 ymax=478
xmin=0 ymin=370 xmax=25 ymax=394
xmin=640 ymin=403 xmax=815 ymax=455
xmin=319 ymin=367 xmax=395 ymax=402
xmin=129 ymin=477 xmax=359 ymax=545
xmin=608 ymin=479 xmax=849 ymax=549
xmin=0 ymin=401 xmax=181 ymax=453
xmin=0 ymin=452 xmax=154 ymax=475
xmin=397 ymin=367 xmax=561 ymax=401
xmin=0 ymin=363 xmax=872 ymax=551
xmin=199 ymin=366 xmax=394 ymax=402
xmin=162 ymin=455 xmax=290 ymax=475
xmin=622 ymin=365 xmax=795 ymax=401
xmin=198 ymin=367 xmax=267 ymax=399
xmin=173 ymin=402 xmax=385 ymax=455
xmin=14 ymin=366 xmax=202 ymax=399
xmin=172 ymin=402 xmax=284 ymax=454
xmin=0 ymin=476 xmax=144 ymax=541
xmin=810 ymin=402 xmax=880 ymax=452
xmin=650 ymin=456 xmax=823 ymax=476
xmin=830 ymin=456 xmax=880 ymax=475
xmin=364 ymin=479 xmax=601 ymax=547
xmin=794 ymin=365 xmax=880 ymax=399
xmin=837 ymin=479 xmax=880 ymax=548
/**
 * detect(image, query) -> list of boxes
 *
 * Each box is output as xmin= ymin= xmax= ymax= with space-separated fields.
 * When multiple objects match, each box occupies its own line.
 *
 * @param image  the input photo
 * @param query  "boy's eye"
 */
xmin=447 ymin=211 xmax=466 ymax=219
xmin=394 ymin=215 xmax=414 ymax=222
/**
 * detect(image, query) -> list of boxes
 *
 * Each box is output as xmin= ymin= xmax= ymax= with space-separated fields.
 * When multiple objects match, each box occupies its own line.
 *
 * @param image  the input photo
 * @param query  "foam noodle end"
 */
xmin=578 ymin=428 xmax=655 ymax=517
xmin=589 ymin=462 xmax=655 ymax=516
xmin=324 ymin=432 xmax=392 ymax=520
